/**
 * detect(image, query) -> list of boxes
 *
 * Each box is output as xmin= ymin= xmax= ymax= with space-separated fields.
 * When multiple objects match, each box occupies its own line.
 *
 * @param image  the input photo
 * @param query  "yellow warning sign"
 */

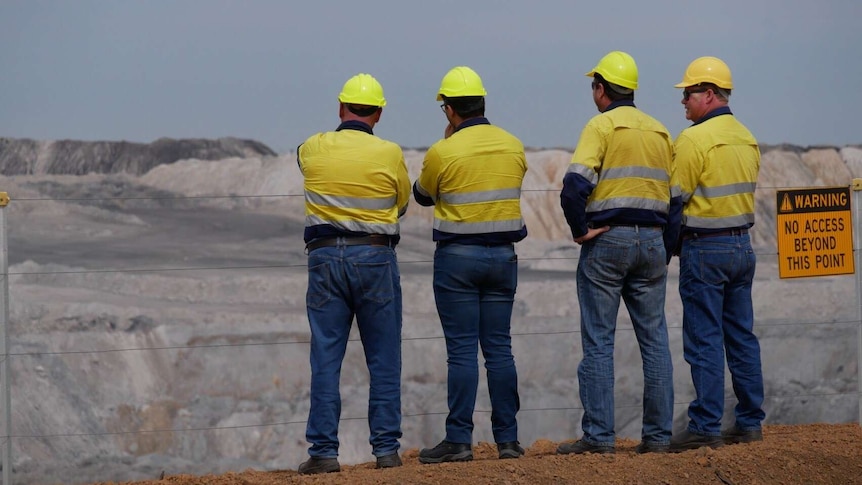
xmin=777 ymin=187 xmax=853 ymax=278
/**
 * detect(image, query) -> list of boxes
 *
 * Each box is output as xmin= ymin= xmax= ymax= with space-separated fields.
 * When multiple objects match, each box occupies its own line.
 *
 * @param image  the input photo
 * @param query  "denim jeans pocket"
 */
xmin=696 ymin=249 xmax=735 ymax=285
xmin=307 ymin=261 xmax=332 ymax=309
xmin=354 ymin=261 xmax=394 ymax=304
xmin=583 ymin=236 xmax=630 ymax=281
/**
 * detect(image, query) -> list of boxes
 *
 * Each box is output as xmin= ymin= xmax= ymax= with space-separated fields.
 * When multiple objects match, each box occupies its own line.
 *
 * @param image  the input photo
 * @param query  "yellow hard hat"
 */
xmin=338 ymin=73 xmax=387 ymax=107
xmin=585 ymin=51 xmax=639 ymax=90
xmin=437 ymin=66 xmax=487 ymax=101
xmin=675 ymin=56 xmax=733 ymax=89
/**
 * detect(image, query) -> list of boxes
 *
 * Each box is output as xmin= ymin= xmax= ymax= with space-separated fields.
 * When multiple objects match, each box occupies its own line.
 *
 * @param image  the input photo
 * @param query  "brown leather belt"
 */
xmin=683 ymin=228 xmax=748 ymax=241
xmin=306 ymin=235 xmax=393 ymax=252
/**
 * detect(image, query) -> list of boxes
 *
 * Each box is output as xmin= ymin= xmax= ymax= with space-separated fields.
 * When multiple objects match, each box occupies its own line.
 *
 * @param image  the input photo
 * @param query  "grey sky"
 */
xmin=1 ymin=0 xmax=860 ymax=153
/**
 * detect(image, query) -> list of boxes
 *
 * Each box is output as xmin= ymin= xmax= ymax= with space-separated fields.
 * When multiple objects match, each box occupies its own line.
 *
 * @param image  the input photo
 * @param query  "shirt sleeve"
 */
xmin=395 ymin=152 xmax=411 ymax=217
xmin=413 ymin=146 xmax=441 ymax=207
xmin=672 ymin=132 xmax=704 ymax=205
xmin=560 ymin=122 xmax=604 ymax=238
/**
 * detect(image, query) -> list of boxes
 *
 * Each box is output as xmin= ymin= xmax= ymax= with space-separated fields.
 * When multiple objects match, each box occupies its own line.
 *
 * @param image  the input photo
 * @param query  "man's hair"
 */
xmin=441 ymin=95 xmax=485 ymax=118
xmin=712 ymin=85 xmax=731 ymax=101
xmin=594 ymin=74 xmax=634 ymax=102
xmin=346 ymin=104 xmax=381 ymax=117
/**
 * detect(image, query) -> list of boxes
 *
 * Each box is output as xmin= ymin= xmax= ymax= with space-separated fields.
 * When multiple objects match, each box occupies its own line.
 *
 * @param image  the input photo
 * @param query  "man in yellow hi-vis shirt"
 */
xmin=296 ymin=73 xmax=409 ymax=474
xmin=669 ymin=57 xmax=764 ymax=452
xmin=559 ymin=51 xmax=680 ymax=455
xmin=414 ymin=66 xmax=528 ymax=464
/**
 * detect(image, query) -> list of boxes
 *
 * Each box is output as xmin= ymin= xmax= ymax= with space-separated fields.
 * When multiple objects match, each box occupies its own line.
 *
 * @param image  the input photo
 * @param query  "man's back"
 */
xmin=674 ymin=113 xmax=759 ymax=230
xmin=299 ymin=128 xmax=409 ymax=238
xmin=418 ymin=123 xmax=527 ymax=236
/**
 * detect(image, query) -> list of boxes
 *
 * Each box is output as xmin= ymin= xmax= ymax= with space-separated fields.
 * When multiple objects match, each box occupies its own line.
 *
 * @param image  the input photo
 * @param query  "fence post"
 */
xmin=853 ymin=179 xmax=862 ymax=426
xmin=0 ymin=191 xmax=10 ymax=485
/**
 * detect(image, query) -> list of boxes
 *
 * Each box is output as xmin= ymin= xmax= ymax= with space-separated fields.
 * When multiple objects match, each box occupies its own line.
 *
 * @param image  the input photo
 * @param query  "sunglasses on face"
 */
xmin=682 ymin=87 xmax=711 ymax=101
xmin=440 ymin=103 xmax=447 ymax=112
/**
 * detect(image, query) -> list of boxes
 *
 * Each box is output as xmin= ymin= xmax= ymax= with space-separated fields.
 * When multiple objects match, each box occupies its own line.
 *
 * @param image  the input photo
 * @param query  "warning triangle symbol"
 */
xmin=779 ymin=194 xmax=794 ymax=213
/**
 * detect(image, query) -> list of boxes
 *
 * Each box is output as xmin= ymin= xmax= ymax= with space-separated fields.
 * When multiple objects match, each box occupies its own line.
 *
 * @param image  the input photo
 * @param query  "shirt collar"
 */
xmin=692 ymin=106 xmax=733 ymax=126
xmin=336 ymin=120 xmax=374 ymax=135
xmin=454 ymin=117 xmax=491 ymax=133
xmin=603 ymin=99 xmax=636 ymax=112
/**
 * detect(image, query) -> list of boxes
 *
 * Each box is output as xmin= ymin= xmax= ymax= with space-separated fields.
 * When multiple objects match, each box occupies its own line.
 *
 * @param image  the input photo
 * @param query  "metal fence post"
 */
xmin=853 ymin=179 xmax=862 ymax=426
xmin=0 ymin=191 xmax=10 ymax=485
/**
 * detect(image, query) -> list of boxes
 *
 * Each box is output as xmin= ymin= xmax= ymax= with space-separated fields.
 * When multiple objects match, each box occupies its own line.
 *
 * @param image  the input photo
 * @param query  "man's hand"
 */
xmin=574 ymin=225 xmax=610 ymax=245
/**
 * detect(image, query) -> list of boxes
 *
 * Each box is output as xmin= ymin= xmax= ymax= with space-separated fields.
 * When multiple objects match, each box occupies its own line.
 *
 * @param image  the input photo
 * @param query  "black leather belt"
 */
xmin=306 ymin=235 xmax=393 ymax=252
xmin=683 ymin=228 xmax=748 ymax=240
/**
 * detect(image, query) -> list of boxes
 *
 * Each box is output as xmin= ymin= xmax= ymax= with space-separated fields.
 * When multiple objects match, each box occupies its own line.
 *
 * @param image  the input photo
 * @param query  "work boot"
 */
xmin=635 ymin=441 xmax=670 ymax=454
xmin=723 ymin=426 xmax=763 ymax=445
xmin=418 ymin=440 xmax=473 ymax=464
xmin=497 ymin=441 xmax=525 ymax=459
xmin=376 ymin=452 xmax=402 ymax=469
xmin=669 ymin=429 xmax=723 ymax=453
xmin=556 ymin=439 xmax=615 ymax=455
xmin=298 ymin=456 xmax=340 ymax=474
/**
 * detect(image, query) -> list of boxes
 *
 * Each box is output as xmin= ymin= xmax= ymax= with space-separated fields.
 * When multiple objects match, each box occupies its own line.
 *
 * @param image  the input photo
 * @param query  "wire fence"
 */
xmin=0 ymin=186 xmax=859 ymax=480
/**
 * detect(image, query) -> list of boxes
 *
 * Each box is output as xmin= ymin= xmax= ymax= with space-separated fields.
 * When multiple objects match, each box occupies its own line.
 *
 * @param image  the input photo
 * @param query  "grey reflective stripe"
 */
xmin=587 ymin=196 xmax=669 ymax=214
xmin=599 ymin=166 xmax=669 ymax=183
xmin=670 ymin=184 xmax=682 ymax=198
xmin=439 ymin=187 xmax=521 ymax=205
xmin=693 ymin=182 xmax=756 ymax=199
xmin=306 ymin=215 xmax=400 ymax=235
xmin=680 ymin=188 xmax=694 ymax=203
xmin=305 ymin=191 xmax=396 ymax=210
xmin=567 ymin=163 xmax=598 ymax=185
xmin=434 ymin=218 xmax=525 ymax=234
xmin=683 ymin=213 xmax=754 ymax=229
xmin=415 ymin=183 xmax=436 ymax=203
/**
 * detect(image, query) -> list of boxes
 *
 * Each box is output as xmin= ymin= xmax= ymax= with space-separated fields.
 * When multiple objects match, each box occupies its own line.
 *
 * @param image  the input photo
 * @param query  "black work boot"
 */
xmin=497 ymin=441 xmax=525 ymax=459
xmin=723 ymin=426 xmax=763 ymax=444
xmin=556 ymin=439 xmax=615 ymax=455
xmin=418 ymin=440 xmax=473 ymax=464
xmin=669 ymin=429 xmax=723 ymax=452
xmin=376 ymin=452 xmax=403 ymax=469
xmin=298 ymin=456 xmax=340 ymax=474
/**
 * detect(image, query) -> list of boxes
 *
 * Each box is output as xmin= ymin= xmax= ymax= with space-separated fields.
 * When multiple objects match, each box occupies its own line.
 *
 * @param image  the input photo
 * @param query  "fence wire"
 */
xmin=0 ymin=188 xmax=858 ymax=461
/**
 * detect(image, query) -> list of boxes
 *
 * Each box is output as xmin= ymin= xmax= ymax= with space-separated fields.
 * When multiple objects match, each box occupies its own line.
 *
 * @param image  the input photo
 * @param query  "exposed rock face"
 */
xmin=2 ymin=140 xmax=861 ymax=484
xmin=0 ymin=137 xmax=277 ymax=176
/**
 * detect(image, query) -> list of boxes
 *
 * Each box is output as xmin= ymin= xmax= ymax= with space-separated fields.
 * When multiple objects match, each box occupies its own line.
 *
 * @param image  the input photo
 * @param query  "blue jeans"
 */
xmin=305 ymin=244 xmax=402 ymax=458
xmin=679 ymin=233 xmax=765 ymax=435
xmin=433 ymin=243 xmax=520 ymax=444
xmin=576 ymin=226 xmax=674 ymax=446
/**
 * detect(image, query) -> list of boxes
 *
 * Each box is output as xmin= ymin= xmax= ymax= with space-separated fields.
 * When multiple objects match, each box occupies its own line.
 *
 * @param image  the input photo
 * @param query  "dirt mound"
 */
xmin=93 ymin=423 xmax=862 ymax=485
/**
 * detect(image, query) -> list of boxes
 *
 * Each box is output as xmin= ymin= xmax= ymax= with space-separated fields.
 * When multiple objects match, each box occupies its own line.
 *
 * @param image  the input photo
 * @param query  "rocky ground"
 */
xmin=94 ymin=423 xmax=862 ymax=485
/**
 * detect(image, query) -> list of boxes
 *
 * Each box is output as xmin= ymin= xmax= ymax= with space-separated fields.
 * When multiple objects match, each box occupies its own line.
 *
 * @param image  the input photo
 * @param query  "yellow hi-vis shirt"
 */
xmin=414 ymin=122 xmax=527 ymax=239
xmin=566 ymin=104 xmax=675 ymax=220
xmin=298 ymin=125 xmax=410 ymax=239
xmin=673 ymin=110 xmax=759 ymax=230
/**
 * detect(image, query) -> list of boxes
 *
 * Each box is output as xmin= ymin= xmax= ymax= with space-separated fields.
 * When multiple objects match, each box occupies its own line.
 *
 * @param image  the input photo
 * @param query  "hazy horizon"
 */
xmin=2 ymin=1 xmax=860 ymax=153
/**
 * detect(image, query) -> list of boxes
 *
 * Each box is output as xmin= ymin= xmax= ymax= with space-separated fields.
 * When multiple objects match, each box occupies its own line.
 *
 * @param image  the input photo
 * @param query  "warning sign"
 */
xmin=777 ymin=186 xmax=853 ymax=278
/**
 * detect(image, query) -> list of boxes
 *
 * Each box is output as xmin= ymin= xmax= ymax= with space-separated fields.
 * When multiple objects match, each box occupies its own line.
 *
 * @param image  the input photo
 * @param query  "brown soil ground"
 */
xmin=97 ymin=423 xmax=862 ymax=485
